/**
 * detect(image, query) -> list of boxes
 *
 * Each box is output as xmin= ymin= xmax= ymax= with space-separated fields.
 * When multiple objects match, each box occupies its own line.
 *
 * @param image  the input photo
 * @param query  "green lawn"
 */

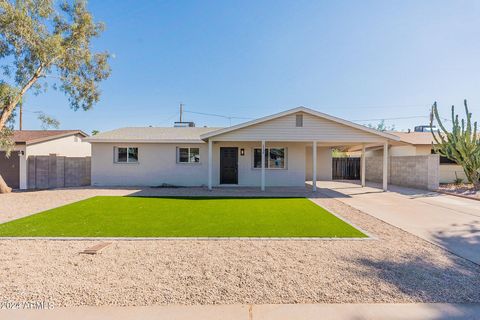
xmin=0 ymin=197 xmax=367 ymax=238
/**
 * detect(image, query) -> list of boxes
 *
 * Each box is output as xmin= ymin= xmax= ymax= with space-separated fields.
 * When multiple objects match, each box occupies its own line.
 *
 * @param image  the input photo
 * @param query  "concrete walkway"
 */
xmin=316 ymin=181 xmax=480 ymax=264
xmin=1 ymin=303 xmax=480 ymax=320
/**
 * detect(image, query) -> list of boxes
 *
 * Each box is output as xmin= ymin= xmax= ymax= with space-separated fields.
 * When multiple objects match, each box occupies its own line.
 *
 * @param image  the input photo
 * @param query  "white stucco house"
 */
xmin=86 ymin=107 xmax=400 ymax=191
xmin=0 ymin=130 xmax=91 ymax=189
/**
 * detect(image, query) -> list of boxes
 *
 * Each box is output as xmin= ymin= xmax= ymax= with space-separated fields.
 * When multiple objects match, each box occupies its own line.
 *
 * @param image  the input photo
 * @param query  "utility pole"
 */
xmin=179 ymin=103 xmax=183 ymax=122
xmin=19 ymin=101 xmax=23 ymax=131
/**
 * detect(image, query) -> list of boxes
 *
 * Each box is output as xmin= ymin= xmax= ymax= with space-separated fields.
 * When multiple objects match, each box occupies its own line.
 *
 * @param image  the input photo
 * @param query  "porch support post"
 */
xmin=261 ymin=140 xmax=266 ymax=191
xmin=208 ymin=139 xmax=213 ymax=190
xmin=361 ymin=144 xmax=366 ymax=187
xmin=383 ymin=141 xmax=388 ymax=191
xmin=312 ymin=141 xmax=317 ymax=191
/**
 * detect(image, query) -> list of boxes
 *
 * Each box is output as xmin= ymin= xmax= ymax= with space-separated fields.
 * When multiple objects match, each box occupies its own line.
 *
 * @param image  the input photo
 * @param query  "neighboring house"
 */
xmin=359 ymin=131 xmax=467 ymax=183
xmin=86 ymin=107 xmax=400 ymax=190
xmin=0 ymin=130 xmax=90 ymax=189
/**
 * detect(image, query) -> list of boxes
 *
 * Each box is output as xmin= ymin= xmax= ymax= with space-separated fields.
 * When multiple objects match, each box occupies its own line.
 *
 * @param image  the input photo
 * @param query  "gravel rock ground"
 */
xmin=0 ymin=188 xmax=479 ymax=307
xmin=438 ymin=183 xmax=480 ymax=200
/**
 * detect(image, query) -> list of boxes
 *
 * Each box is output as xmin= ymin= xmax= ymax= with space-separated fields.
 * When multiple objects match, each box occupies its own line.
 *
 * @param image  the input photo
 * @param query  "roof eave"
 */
xmin=85 ymin=138 xmax=206 ymax=144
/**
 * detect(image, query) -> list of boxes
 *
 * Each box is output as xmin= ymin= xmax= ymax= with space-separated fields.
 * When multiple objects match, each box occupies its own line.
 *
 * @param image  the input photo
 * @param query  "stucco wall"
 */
xmin=305 ymin=146 xmax=332 ymax=180
xmin=439 ymin=165 xmax=468 ymax=183
xmin=366 ymin=155 xmax=439 ymax=190
xmin=91 ymin=142 xmax=316 ymax=187
xmin=91 ymin=143 xmax=209 ymax=187
xmin=26 ymin=134 xmax=91 ymax=157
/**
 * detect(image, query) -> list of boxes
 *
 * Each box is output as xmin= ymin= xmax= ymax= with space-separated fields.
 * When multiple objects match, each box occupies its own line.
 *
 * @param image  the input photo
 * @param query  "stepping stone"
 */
xmin=80 ymin=242 xmax=112 ymax=255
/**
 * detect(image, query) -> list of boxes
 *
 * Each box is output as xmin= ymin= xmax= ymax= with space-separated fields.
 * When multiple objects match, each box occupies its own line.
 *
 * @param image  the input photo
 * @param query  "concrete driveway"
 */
xmin=316 ymin=181 xmax=480 ymax=265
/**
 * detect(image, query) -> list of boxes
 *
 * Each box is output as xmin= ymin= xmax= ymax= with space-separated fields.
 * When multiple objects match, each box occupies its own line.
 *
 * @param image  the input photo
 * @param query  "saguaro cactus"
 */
xmin=431 ymin=100 xmax=480 ymax=189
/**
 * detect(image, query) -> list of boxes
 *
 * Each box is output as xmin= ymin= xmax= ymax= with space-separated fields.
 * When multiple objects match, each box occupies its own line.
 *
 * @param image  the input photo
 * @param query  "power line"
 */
xmin=350 ymin=115 xmax=452 ymax=122
xmin=184 ymin=110 xmax=253 ymax=120
xmin=350 ymin=115 xmax=428 ymax=122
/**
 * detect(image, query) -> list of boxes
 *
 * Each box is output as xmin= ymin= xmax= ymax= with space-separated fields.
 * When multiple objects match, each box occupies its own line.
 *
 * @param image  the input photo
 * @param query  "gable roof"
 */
xmin=200 ymin=106 xmax=401 ymax=141
xmin=85 ymin=127 xmax=222 ymax=143
xmin=13 ymin=130 xmax=88 ymax=145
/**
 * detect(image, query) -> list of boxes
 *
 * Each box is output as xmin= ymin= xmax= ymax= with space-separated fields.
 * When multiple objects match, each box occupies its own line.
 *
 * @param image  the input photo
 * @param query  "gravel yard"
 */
xmin=438 ymin=183 xmax=480 ymax=200
xmin=0 ymin=188 xmax=479 ymax=307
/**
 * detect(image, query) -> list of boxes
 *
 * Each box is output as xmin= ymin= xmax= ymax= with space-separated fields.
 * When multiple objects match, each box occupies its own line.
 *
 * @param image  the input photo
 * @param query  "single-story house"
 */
xmin=86 ymin=107 xmax=400 ymax=191
xmin=0 ymin=130 xmax=91 ymax=189
xmin=351 ymin=131 xmax=467 ymax=184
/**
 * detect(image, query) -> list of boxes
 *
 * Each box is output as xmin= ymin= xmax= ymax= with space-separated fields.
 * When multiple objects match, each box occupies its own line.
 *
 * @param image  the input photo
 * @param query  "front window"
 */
xmin=269 ymin=148 xmax=285 ymax=168
xmin=253 ymin=148 xmax=286 ymax=169
xmin=178 ymin=147 xmax=200 ymax=163
xmin=115 ymin=147 xmax=138 ymax=163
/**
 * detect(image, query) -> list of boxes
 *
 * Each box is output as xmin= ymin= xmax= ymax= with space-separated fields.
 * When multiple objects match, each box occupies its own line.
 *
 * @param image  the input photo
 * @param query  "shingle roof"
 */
xmin=85 ymin=127 xmax=223 ymax=143
xmin=12 ymin=130 xmax=87 ymax=144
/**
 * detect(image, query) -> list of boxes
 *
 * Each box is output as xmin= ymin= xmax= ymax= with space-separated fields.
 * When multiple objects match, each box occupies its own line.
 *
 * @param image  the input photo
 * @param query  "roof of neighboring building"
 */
xmin=85 ymin=127 xmax=223 ymax=143
xmin=13 ymin=130 xmax=88 ymax=145
xmin=388 ymin=131 xmax=437 ymax=145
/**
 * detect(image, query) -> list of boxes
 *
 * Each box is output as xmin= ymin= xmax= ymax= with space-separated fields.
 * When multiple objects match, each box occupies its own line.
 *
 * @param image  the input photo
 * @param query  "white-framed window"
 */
xmin=114 ymin=147 xmax=138 ymax=163
xmin=177 ymin=147 xmax=200 ymax=163
xmin=253 ymin=147 xmax=286 ymax=169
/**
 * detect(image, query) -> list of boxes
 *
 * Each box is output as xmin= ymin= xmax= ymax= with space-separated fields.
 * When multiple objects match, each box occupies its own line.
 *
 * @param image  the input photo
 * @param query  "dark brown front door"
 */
xmin=220 ymin=147 xmax=238 ymax=184
xmin=0 ymin=151 xmax=20 ymax=189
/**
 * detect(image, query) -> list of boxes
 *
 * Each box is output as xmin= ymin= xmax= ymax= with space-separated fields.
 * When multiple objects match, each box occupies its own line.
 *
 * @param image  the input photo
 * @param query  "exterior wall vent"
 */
xmin=296 ymin=114 xmax=303 ymax=127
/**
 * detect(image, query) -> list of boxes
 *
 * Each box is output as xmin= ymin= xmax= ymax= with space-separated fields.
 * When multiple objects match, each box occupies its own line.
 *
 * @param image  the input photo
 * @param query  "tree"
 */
xmin=37 ymin=112 xmax=60 ymax=130
xmin=0 ymin=0 xmax=111 ymax=192
xmin=367 ymin=120 xmax=395 ymax=132
xmin=431 ymin=100 xmax=480 ymax=189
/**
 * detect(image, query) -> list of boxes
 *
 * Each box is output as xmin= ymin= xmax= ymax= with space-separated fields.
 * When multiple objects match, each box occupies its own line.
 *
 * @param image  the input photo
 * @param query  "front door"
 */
xmin=220 ymin=147 xmax=238 ymax=184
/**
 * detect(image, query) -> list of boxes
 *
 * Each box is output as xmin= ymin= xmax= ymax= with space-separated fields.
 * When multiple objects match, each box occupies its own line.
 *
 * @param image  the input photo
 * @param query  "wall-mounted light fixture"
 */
xmin=18 ymin=151 xmax=25 ymax=156
xmin=240 ymin=148 xmax=245 ymax=156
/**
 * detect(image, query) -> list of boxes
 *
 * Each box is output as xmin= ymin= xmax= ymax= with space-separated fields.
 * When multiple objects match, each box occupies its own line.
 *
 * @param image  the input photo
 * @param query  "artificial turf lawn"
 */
xmin=0 ymin=196 xmax=367 ymax=238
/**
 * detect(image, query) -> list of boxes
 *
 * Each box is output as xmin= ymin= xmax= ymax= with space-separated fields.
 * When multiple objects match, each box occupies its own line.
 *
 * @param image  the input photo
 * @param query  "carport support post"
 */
xmin=208 ymin=139 xmax=212 ymax=190
xmin=261 ymin=140 xmax=266 ymax=191
xmin=361 ymin=145 xmax=366 ymax=187
xmin=312 ymin=141 xmax=317 ymax=191
xmin=383 ymin=142 xmax=388 ymax=191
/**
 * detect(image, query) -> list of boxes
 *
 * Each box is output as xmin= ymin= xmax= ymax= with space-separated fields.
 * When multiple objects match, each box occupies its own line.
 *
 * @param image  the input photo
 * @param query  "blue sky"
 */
xmin=20 ymin=0 xmax=480 ymax=133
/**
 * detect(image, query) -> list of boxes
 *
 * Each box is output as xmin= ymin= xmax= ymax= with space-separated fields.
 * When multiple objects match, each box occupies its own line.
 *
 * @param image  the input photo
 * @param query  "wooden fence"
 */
xmin=27 ymin=155 xmax=91 ymax=189
xmin=332 ymin=157 xmax=361 ymax=180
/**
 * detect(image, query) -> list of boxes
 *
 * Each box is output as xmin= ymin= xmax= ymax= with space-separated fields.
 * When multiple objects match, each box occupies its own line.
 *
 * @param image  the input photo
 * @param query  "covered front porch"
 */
xmin=204 ymin=140 xmax=392 ymax=192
